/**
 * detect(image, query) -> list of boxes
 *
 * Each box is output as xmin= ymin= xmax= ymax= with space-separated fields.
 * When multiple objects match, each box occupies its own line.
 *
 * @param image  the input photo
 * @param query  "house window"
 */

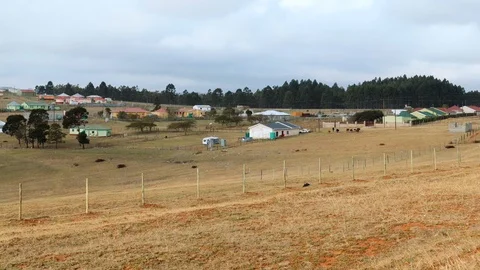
xmin=287 ymin=131 xmax=289 ymax=135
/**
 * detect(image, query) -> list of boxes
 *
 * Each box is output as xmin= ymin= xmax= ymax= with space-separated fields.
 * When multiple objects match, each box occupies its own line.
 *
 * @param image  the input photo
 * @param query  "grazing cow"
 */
xmin=336 ymin=129 xmax=339 ymax=133
xmin=303 ymin=183 xmax=310 ymax=187
xmin=332 ymin=127 xmax=335 ymax=132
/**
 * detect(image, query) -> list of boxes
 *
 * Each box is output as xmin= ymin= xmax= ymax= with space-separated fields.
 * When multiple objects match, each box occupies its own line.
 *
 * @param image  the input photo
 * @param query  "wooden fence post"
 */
xmin=196 ymin=168 xmax=200 ymax=199
xmin=283 ymin=160 xmax=286 ymax=188
xmin=243 ymin=164 xmax=246 ymax=193
xmin=352 ymin=156 xmax=355 ymax=180
xmin=260 ymin=170 xmax=263 ymax=181
xmin=85 ymin=178 xmax=89 ymax=214
xmin=433 ymin=148 xmax=437 ymax=171
xmin=457 ymin=144 xmax=461 ymax=165
xmin=318 ymin=158 xmax=322 ymax=184
xmin=18 ymin=183 xmax=22 ymax=220
xmin=410 ymin=150 xmax=413 ymax=173
xmin=383 ymin=153 xmax=387 ymax=176
xmin=141 ymin=173 xmax=145 ymax=206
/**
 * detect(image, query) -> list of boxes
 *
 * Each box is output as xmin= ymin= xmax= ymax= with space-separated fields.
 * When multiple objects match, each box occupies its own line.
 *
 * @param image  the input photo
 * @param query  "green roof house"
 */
xmin=69 ymin=125 xmax=112 ymax=137
xmin=21 ymin=101 xmax=50 ymax=111
xmin=421 ymin=108 xmax=447 ymax=117
xmin=7 ymin=101 xmax=21 ymax=111
xmin=384 ymin=111 xmax=416 ymax=124
xmin=411 ymin=111 xmax=435 ymax=119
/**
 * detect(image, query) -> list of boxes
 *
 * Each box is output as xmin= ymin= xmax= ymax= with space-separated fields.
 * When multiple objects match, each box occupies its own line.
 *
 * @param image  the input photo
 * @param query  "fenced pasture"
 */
xmin=2 ymin=117 xmax=480 ymax=268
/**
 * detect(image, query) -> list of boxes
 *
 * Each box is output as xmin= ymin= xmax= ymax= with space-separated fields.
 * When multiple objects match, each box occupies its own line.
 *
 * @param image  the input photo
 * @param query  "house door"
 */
xmin=281 ymin=131 xmax=284 ymax=137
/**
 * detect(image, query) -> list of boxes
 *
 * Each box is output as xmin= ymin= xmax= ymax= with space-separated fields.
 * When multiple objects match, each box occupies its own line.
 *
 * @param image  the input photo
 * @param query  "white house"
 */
xmin=253 ymin=110 xmax=291 ymax=121
xmin=193 ymin=105 xmax=212 ymax=112
xmin=461 ymin=106 xmax=480 ymax=114
xmin=248 ymin=121 xmax=301 ymax=140
xmin=0 ymin=120 xmax=5 ymax=133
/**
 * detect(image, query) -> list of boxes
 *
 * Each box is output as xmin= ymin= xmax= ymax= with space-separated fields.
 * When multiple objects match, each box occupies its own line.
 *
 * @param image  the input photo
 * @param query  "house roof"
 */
xmin=57 ymin=93 xmax=70 ymax=97
xmin=426 ymin=107 xmax=447 ymax=115
xmin=253 ymin=110 xmax=290 ymax=116
xmin=22 ymin=102 xmax=49 ymax=106
xmin=86 ymin=95 xmax=102 ymax=98
xmin=263 ymin=121 xmax=300 ymax=130
xmin=72 ymin=93 xmax=84 ymax=98
xmin=74 ymin=125 xmax=111 ymax=130
xmin=447 ymin=105 xmax=462 ymax=112
xmin=112 ymin=107 xmax=149 ymax=113
xmin=466 ymin=105 xmax=480 ymax=112
xmin=415 ymin=111 xmax=435 ymax=117
xmin=193 ymin=105 xmax=211 ymax=108
xmin=398 ymin=111 xmax=414 ymax=118
xmin=7 ymin=101 xmax=20 ymax=106
xmin=412 ymin=107 xmax=424 ymax=112
xmin=154 ymin=108 xmax=168 ymax=113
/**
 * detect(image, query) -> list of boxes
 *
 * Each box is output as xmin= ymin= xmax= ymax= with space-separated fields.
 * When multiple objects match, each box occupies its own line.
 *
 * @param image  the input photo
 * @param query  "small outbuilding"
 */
xmin=69 ymin=125 xmax=112 ymax=137
xmin=449 ymin=122 xmax=473 ymax=133
xmin=0 ymin=120 xmax=5 ymax=133
xmin=248 ymin=121 xmax=300 ymax=140
xmin=6 ymin=101 xmax=21 ymax=111
xmin=253 ymin=110 xmax=291 ymax=121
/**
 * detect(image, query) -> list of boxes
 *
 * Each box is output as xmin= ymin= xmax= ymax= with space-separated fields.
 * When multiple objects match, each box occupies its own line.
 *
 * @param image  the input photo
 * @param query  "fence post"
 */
xmin=457 ymin=144 xmax=461 ymax=165
xmin=410 ymin=150 xmax=413 ymax=173
xmin=18 ymin=183 xmax=22 ymax=220
xmin=383 ymin=153 xmax=387 ymax=176
xmin=141 ymin=173 xmax=145 ymax=206
xmin=283 ymin=160 xmax=286 ymax=188
xmin=243 ymin=164 xmax=246 ymax=193
xmin=85 ymin=178 xmax=89 ymax=214
xmin=433 ymin=148 xmax=437 ymax=171
xmin=352 ymin=156 xmax=355 ymax=180
xmin=260 ymin=170 xmax=263 ymax=181
xmin=196 ymin=168 xmax=200 ymax=199
xmin=318 ymin=158 xmax=322 ymax=184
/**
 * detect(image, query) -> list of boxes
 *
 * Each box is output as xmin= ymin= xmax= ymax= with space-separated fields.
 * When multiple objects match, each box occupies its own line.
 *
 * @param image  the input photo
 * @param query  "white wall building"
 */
xmin=248 ymin=121 xmax=300 ymax=140
xmin=193 ymin=105 xmax=212 ymax=112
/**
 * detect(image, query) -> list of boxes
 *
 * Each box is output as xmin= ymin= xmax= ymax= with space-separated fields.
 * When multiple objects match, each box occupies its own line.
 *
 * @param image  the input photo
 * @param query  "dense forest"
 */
xmin=35 ymin=75 xmax=480 ymax=109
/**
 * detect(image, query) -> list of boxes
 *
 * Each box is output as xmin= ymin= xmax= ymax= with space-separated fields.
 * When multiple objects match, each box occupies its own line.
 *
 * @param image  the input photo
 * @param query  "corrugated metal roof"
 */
xmin=264 ymin=121 xmax=300 ymax=130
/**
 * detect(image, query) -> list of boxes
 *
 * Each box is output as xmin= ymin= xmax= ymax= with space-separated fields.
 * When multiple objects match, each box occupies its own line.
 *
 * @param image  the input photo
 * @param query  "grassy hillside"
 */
xmin=0 ymin=117 xmax=479 ymax=268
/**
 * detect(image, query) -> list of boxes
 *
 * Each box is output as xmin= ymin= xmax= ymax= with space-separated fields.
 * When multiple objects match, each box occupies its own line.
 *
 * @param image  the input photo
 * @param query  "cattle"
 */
xmin=302 ymin=183 xmax=310 ymax=187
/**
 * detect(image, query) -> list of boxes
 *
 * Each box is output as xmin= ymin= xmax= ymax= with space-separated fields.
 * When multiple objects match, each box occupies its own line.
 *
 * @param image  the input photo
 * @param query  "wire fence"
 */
xmin=0 ymin=129 xmax=478 ymax=221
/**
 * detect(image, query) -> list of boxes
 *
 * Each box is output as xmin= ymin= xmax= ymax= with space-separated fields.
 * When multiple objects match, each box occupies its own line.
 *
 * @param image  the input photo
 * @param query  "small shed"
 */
xmin=449 ymin=122 xmax=473 ymax=133
xmin=70 ymin=125 xmax=112 ymax=137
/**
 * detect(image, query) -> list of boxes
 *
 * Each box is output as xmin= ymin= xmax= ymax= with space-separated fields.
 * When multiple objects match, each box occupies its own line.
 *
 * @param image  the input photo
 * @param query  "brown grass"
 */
xmin=1 ymin=117 xmax=480 ymax=269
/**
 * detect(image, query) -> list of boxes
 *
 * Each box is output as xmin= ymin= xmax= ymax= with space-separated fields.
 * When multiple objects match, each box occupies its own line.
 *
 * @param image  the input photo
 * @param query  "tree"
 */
xmin=63 ymin=106 xmax=89 ymax=129
xmin=2 ymin=115 xmax=27 ymax=146
xmin=351 ymin=110 xmax=384 ymax=123
xmin=105 ymin=107 xmax=112 ymax=118
xmin=167 ymin=120 xmax=196 ymax=135
xmin=77 ymin=131 xmax=90 ymax=149
xmin=27 ymin=109 xmax=50 ymax=148
xmin=126 ymin=122 xmax=157 ymax=133
xmin=46 ymin=81 xmax=54 ymax=95
xmin=47 ymin=123 xmax=66 ymax=148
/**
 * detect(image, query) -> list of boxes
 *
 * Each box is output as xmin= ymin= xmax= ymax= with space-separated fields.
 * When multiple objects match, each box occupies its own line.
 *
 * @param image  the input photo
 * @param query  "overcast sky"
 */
xmin=1 ymin=0 xmax=480 ymax=92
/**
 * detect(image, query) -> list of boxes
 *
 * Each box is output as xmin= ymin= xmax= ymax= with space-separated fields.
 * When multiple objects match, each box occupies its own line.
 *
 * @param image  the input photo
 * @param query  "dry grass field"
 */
xmin=1 ymin=116 xmax=480 ymax=269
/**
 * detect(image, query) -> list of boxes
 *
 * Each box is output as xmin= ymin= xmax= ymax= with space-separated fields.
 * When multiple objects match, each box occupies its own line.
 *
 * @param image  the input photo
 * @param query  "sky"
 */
xmin=1 ymin=0 xmax=480 ymax=92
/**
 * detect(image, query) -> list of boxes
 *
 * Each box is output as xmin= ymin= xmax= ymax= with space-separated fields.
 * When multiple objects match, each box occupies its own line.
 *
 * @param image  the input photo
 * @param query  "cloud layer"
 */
xmin=1 ymin=0 xmax=479 ymax=91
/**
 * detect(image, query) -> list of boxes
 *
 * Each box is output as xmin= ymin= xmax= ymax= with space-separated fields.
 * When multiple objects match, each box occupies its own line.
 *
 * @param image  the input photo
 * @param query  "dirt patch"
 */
xmin=353 ymin=179 xmax=370 ymax=183
xmin=392 ymin=222 xmax=444 ymax=232
xmin=142 ymin=203 xmax=165 ymax=209
xmin=357 ymin=237 xmax=389 ymax=257
xmin=21 ymin=216 xmax=50 ymax=226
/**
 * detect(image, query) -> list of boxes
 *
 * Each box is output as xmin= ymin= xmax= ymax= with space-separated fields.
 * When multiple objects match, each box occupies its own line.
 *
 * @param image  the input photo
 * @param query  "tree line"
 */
xmin=36 ymin=75 xmax=478 ymax=109
xmin=2 ymin=107 xmax=91 ymax=149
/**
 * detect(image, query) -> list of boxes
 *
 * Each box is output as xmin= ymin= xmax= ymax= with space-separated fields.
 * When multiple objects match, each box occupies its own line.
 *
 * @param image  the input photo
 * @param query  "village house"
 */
xmin=384 ymin=111 xmax=416 ymax=124
xmin=18 ymin=89 xmax=36 ymax=97
xmin=152 ymin=108 xmax=169 ymax=119
xmin=461 ymin=105 xmax=480 ymax=115
xmin=21 ymin=101 xmax=51 ymax=111
xmin=253 ymin=110 xmax=291 ymax=121
xmin=69 ymin=125 xmax=112 ymax=137
xmin=192 ymin=105 xmax=212 ymax=112
xmin=110 ymin=107 xmax=150 ymax=119
xmin=248 ymin=121 xmax=301 ymax=140
xmin=6 ymin=101 xmax=22 ymax=111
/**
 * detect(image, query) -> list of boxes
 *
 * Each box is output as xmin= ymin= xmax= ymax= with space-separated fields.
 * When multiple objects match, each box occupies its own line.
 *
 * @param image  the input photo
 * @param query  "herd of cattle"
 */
xmin=328 ymin=127 xmax=361 ymax=133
